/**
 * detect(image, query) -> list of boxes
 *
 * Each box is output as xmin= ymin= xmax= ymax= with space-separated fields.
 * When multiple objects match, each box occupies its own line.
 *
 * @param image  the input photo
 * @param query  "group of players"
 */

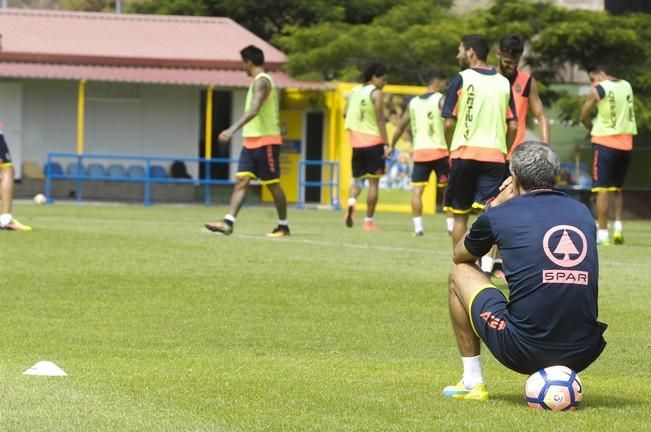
xmin=0 ymin=36 xmax=635 ymax=405
xmin=205 ymin=34 xmax=636 ymax=255
xmin=204 ymin=36 xmax=635 ymax=402
xmin=342 ymin=34 xmax=636 ymax=251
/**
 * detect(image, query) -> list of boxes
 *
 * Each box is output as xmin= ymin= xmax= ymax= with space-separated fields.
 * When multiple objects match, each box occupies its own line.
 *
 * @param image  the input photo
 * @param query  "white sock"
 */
xmin=224 ymin=214 xmax=236 ymax=223
xmin=0 ymin=213 xmax=12 ymax=227
xmin=278 ymin=219 xmax=288 ymax=226
xmin=364 ymin=217 xmax=373 ymax=223
xmin=481 ymin=256 xmax=494 ymax=273
xmin=347 ymin=197 xmax=356 ymax=207
xmin=413 ymin=216 xmax=423 ymax=233
xmin=598 ymin=229 xmax=609 ymax=242
xmin=462 ymin=355 xmax=484 ymax=389
xmin=614 ymin=220 xmax=623 ymax=233
xmin=446 ymin=217 xmax=454 ymax=233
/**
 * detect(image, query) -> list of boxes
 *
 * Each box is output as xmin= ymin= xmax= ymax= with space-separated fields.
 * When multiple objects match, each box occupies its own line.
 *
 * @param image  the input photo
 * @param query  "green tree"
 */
xmin=128 ymin=0 xmax=405 ymax=41
xmin=275 ymin=0 xmax=461 ymax=84
xmin=482 ymin=0 xmax=649 ymax=134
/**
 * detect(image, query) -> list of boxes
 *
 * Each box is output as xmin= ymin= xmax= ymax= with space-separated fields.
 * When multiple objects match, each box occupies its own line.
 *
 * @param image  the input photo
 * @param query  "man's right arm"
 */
xmin=580 ymin=88 xmax=600 ymax=130
xmin=390 ymin=110 xmax=411 ymax=151
xmin=441 ymin=74 xmax=463 ymax=148
xmin=219 ymin=78 xmax=270 ymax=143
xmin=453 ymin=213 xmax=495 ymax=264
xmin=505 ymin=86 xmax=518 ymax=151
xmin=528 ymin=78 xmax=550 ymax=144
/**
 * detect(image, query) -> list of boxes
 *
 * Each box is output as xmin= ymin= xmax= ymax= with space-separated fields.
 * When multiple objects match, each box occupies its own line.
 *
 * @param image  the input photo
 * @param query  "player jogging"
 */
xmin=390 ymin=71 xmax=452 ymax=236
xmin=579 ymin=64 xmax=637 ymax=246
xmin=442 ymin=35 xmax=518 ymax=249
xmin=205 ymin=45 xmax=289 ymax=237
xmin=343 ymin=62 xmax=389 ymax=232
xmin=442 ymin=141 xmax=607 ymax=401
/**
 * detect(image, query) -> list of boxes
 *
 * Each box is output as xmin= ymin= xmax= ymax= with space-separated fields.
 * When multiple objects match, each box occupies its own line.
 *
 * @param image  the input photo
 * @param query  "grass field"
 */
xmin=1 ymin=201 xmax=650 ymax=431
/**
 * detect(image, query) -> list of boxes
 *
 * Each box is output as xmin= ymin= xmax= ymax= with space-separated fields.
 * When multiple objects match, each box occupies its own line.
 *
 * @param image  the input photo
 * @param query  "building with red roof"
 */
xmin=0 ymin=8 xmax=325 ymax=187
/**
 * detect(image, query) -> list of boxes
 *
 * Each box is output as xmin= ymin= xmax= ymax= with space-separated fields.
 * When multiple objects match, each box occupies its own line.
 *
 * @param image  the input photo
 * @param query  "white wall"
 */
xmin=229 ymin=88 xmax=246 ymax=179
xmin=21 ymin=80 xmax=202 ymax=178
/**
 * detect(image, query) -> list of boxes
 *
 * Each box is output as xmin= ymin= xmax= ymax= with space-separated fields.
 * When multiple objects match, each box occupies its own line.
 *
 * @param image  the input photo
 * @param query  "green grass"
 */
xmin=1 ymin=201 xmax=650 ymax=431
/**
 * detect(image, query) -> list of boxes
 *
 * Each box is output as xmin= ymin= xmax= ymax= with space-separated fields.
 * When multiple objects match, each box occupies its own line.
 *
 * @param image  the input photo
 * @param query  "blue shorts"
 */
xmin=237 ymin=145 xmax=281 ymax=185
xmin=352 ymin=144 xmax=386 ymax=179
xmin=470 ymin=287 xmax=607 ymax=374
xmin=592 ymin=144 xmax=631 ymax=191
xmin=411 ymin=157 xmax=449 ymax=186
xmin=0 ymin=134 xmax=12 ymax=165
xmin=444 ymin=159 xmax=506 ymax=214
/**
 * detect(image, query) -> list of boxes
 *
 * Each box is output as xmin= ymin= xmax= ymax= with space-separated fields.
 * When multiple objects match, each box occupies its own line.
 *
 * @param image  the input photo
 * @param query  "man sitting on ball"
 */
xmin=442 ymin=141 xmax=607 ymax=401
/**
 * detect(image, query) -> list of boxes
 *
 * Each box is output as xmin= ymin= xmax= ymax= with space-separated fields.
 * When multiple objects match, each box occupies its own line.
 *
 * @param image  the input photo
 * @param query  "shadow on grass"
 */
xmin=493 ymin=392 xmax=644 ymax=409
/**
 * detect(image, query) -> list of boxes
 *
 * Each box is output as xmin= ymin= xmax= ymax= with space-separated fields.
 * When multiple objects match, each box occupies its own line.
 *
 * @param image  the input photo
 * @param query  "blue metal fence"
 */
xmin=44 ymin=152 xmax=238 ymax=206
xmin=296 ymin=160 xmax=340 ymax=210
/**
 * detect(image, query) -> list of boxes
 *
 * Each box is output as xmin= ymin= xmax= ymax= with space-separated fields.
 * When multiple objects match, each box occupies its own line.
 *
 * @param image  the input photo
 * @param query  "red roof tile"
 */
xmin=0 ymin=8 xmax=325 ymax=89
xmin=0 ymin=61 xmax=326 ymax=89
xmin=0 ymin=8 xmax=286 ymax=69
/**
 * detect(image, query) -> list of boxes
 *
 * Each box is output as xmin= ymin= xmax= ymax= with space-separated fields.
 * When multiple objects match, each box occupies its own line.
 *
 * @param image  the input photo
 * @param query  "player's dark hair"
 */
xmin=587 ymin=64 xmax=608 ymax=74
xmin=509 ymin=141 xmax=559 ymax=191
xmin=426 ymin=70 xmax=446 ymax=84
xmin=499 ymin=34 xmax=525 ymax=57
xmin=461 ymin=34 xmax=490 ymax=61
xmin=240 ymin=45 xmax=265 ymax=66
xmin=363 ymin=62 xmax=388 ymax=83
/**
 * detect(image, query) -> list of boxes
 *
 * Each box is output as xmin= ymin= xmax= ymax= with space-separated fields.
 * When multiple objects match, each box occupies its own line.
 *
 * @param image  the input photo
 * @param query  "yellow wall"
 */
xmin=262 ymin=109 xmax=303 ymax=203
xmin=262 ymin=84 xmax=439 ymax=214
xmin=324 ymin=83 xmax=439 ymax=214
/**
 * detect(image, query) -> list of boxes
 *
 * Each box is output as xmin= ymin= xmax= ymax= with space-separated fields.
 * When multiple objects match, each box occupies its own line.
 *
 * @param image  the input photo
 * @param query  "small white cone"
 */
xmin=23 ymin=361 xmax=67 ymax=376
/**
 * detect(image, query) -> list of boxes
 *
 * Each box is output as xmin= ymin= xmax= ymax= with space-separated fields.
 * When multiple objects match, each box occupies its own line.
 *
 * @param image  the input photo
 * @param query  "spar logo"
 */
xmin=542 ymin=225 xmax=589 ymax=286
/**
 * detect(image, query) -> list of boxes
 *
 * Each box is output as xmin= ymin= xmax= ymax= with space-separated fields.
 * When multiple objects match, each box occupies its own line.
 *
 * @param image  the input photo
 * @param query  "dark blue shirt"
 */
xmin=465 ymin=190 xmax=603 ymax=348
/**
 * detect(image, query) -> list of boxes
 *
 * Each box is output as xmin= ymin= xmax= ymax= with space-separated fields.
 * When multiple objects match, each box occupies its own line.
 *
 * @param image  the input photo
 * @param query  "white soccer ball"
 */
xmin=33 ymin=193 xmax=47 ymax=205
xmin=524 ymin=365 xmax=583 ymax=411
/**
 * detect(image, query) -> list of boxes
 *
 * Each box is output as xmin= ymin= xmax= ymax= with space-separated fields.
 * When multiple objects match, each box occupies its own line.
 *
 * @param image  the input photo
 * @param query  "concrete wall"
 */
xmin=18 ymin=79 xmax=205 ymax=178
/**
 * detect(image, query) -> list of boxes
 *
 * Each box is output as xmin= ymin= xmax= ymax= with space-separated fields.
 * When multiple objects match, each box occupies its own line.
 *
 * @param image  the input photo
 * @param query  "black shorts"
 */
xmin=411 ymin=157 xmax=449 ymax=186
xmin=237 ymin=145 xmax=281 ymax=185
xmin=592 ymin=144 xmax=631 ymax=191
xmin=470 ymin=287 xmax=607 ymax=374
xmin=444 ymin=159 xmax=506 ymax=214
xmin=0 ymin=134 xmax=12 ymax=165
xmin=352 ymin=144 xmax=386 ymax=179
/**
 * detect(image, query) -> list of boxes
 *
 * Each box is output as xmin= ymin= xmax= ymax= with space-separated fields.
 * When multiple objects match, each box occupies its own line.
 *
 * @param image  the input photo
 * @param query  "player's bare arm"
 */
xmin=506 ymin=119 xmax=518 ymax=150
xmin=579 ymin=89 xmax=599 ymax=130
xmin=444 ymin=118 xmax=456 ymax=148
xmin=219 ymin=78 xmax=270 ymax=143
xmin=528 ymin=78 xmax=550 ymax=144
xmin=389 ymin=110 xmax=411 ymax=157
xmin=372 ymin=89 xmax=389 ymax=147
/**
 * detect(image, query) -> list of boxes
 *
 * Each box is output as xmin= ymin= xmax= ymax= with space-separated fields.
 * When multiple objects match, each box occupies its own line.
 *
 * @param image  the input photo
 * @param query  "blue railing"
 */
xmin=296 ymin=160 xmax=340 ymax=210
xmin=44 ymin=152 xmax=238 ymax=206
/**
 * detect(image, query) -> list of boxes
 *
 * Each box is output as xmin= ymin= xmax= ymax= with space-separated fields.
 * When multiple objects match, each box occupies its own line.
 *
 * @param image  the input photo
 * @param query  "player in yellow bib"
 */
xmin=0 ymin=122 xmax=32 ymax=231
xmin=205 ymin=45 xmax=289 ymax=237
xmin=343 ymin=62 xmax=389 ymax=232
xmin=580 ymin=64 xmax=637 ymax=245
xmin=389 ymin=71 xmax=453 ymax=236
xmin=441 ymin=35 xmax=518 ymax=249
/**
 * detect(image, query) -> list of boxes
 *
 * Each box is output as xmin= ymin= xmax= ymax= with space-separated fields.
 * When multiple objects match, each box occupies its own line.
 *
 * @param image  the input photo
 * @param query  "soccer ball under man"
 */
xmin=524 ymin=365 xmax=583 ymax=411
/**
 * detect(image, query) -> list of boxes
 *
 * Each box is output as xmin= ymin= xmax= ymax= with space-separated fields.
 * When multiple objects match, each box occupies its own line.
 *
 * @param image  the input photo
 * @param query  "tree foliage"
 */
xmin=274 ymin=0 xmax=461 ymax=84
xmin=128 ymin=0 xmax=408 ymax=41
xmin=127 ymin=0 xmax=650 ymax=134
